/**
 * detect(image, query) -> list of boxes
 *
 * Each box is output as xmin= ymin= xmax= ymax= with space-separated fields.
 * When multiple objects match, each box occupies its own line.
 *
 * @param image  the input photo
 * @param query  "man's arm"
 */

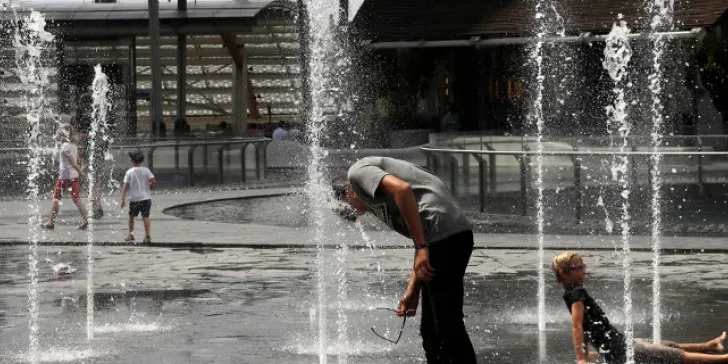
xmin=378 ymin=174 xmax=435 ymax=281
xmin=570 ymin=301 xmax=591 ymax=364
xmin=149 ymin=178 xmax=157 ymax=189
xmin=396 ymin=269 xmax=423 ymax=316
xmin=378 ymin=175 xmax=426 ymax=246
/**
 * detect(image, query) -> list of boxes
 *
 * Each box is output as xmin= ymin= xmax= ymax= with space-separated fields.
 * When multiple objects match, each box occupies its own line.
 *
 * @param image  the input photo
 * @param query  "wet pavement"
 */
xmin=3 ymin=245 xmax=728 ymax=363
xmin=2 ymin=188 xmax=728 ymax=363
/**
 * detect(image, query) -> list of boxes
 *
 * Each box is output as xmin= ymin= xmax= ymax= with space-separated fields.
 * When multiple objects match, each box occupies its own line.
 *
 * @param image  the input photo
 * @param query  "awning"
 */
xmin=5 ymin=0 xmax=295 ymax=36
xmin=351 ymin=0 xmax=728 ymax=42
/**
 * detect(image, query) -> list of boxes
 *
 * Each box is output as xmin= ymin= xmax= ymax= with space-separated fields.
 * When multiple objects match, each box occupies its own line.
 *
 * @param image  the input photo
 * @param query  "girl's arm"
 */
xmin=571 ymin=301 xmax=591 ymax=364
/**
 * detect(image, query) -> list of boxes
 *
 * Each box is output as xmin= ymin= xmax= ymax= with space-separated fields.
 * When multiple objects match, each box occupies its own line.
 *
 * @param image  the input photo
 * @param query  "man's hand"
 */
xmin=396 ymin=288 xmax=420 ymax=317
xmin=577 ymin=359 xmax=592 ymax=364
xmin=414 ymin=247 xmax=435 ymax=281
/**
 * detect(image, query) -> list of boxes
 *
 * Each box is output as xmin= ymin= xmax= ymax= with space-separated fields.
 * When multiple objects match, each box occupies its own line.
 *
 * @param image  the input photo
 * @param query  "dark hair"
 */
xmin=331 ymin=173 xmax=349 ymax=201
xmin=128 ymin=149 xmax=145 ymax=164
xmin=333 ymin=203 xmax=358 ymax=222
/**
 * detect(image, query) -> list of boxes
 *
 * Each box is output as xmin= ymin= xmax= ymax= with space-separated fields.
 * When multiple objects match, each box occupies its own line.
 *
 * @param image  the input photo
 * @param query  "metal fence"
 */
xmin=0 ymin=137 xmax=270 ymax=195
xmin=421 ymin=141 xmax=728 ymax=220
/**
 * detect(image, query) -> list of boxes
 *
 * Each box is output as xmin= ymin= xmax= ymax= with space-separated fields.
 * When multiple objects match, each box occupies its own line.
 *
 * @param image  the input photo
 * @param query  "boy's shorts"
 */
xmin=633 ymin=338 xmax=684 ymax=364
xmin=129 ymin=199 xmax=152 ymax=218
xmin=53 ymin=178 xmax=81 ymax=200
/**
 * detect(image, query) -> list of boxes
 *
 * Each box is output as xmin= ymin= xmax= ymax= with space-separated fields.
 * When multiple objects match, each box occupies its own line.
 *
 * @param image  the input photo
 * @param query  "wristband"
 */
xmin=414 ymin=244 xmax=427 ymax=250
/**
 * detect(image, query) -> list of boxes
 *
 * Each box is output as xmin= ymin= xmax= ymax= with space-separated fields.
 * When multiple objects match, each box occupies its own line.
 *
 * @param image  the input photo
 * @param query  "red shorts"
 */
xmin=53 ymin=178 xmax=81 ymax=200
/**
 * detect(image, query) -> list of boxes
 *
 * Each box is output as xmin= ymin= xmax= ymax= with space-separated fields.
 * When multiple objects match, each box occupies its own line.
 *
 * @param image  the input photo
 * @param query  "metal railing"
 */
xmin=0 ymin=137 xmax=270 ymax=188
xmin=420 ymin=145 xmax=728 ymax=221
xmin=429 ymin=133 xmax=728 ymax=150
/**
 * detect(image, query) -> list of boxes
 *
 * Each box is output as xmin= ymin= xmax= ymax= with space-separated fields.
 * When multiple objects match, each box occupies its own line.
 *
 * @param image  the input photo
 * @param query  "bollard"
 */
xmin=255 ymin=144 xmax=261 ymax=181
xmin=240 ymin=142 xmax=248 ymax=183
xmin=520 ymin=153 xmax=528 ymax=216
xmin=217 ymin=144 xmax=228 ymax=184
xmin=572 ymin=152 xmax=583 ymax=223
xmin=187 ymin=145 xmax=198 ymax=187
xmin=450 ymin=156 xmax=458 ymax=196
xmin=203 ymin=143 xmax=208 ymax=175
xmin=261 ymin=141 xmax=268 ymax=180
xmin=486 ymin=144 xmax=497 ymax=193
xmin=462 ymin=152 xmax=470 ymax=188
xmin=473 ymin=154 xmax=487 ymax=213
xmin=147 ymin=147 xmax=156 ymax=172
xmin=630 ymin=146 xmax=638 ymax=190
xmin=174 ymin=143 xmax=180 ymax=173
xmin=698 ymin=145 xmax=705 ymax=196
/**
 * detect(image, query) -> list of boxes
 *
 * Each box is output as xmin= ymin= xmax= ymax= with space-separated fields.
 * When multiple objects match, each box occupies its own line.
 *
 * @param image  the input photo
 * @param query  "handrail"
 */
xmin=429 ymin=134 xmax=728 ymax=150
xmin=0 ymin=138 xmax=272 ymax=188
xmin=421 ymin=146 xmax=728 ymax=156
xmin=0 ymin=138 xmax=269 ymax=152
xmin=420 ymin=145 xmax=728 ymax=220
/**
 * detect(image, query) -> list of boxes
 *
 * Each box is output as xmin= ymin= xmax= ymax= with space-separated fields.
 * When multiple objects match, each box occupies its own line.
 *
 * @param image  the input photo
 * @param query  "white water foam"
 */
xmin=284 ymin=337 xmax=393 ymax=357
xmin=302 ymin=0 xmax=346 ymax=362
xmin=94 ymin=321 xmax=172 ymax=334
xmin=6 ymin=347 xmax=102 ymax=363
xmin=603 ymin=15 xmax=634 ymax=364
xmin=11 ymin=5 xmax=54 ymax=363
xmin=645 ymin=0 xmax=674 ymax=344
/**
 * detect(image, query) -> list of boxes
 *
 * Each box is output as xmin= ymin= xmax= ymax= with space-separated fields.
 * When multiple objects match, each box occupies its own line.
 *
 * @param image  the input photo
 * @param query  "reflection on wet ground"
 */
xmin=2 ymin=246 xmax=728 ymax=363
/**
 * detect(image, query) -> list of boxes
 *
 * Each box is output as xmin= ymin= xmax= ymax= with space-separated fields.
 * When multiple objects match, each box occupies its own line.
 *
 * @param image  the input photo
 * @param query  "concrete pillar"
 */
xmin=128 ymin=37 xmax=138 ymax=136
xmin=176 ymin=35 xmax=187 ymax=124
xmin=477 ymin=49 xmax=486 ymax=130
xmin=148 ymin=0 xmax=164 ymax=137
xmin=232 ymin=51 xmax=248 ymax=136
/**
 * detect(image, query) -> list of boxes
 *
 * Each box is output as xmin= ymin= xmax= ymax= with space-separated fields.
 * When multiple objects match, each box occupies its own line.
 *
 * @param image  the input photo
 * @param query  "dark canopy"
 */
xmin=352 ymin=0 xmax=728 ymax=41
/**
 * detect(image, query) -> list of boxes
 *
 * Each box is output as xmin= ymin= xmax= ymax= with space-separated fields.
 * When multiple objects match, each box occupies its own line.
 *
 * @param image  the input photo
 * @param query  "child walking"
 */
xmin=120 ymin=150 xmax=156 ymax=244
xmin=42 ymin=119 xmax=89 ymax=230
xmin=552 ymin=251 xmax=728 ymax=364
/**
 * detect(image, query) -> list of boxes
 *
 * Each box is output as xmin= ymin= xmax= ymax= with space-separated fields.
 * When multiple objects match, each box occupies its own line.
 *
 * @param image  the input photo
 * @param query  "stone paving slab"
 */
xmin=1 ymin=188 xmax=727 ymax=252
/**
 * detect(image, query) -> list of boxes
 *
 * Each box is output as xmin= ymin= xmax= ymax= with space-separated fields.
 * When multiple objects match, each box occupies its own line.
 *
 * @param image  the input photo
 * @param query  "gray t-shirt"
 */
xmin=347 ymin=156 xmax=471 ymax=244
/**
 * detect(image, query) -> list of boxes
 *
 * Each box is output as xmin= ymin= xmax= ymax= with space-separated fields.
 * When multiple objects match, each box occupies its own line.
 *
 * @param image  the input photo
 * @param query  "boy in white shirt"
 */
xmin=120 ymin=150 xmax=156 ymax=244
xmin=42 ymin=120 xmax=89 ymax=230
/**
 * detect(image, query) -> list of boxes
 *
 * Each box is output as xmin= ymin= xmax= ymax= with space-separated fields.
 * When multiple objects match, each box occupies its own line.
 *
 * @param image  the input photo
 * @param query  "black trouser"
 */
xmin=421 ymin=230 xmax=477 ymax=364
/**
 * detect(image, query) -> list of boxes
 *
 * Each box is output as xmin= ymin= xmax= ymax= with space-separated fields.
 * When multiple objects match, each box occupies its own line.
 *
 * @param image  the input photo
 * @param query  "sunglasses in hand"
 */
xmin=370 ymin=307 xmax=407 ymax=344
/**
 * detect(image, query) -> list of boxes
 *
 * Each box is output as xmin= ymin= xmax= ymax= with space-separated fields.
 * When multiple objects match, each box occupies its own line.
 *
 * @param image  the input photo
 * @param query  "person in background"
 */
xmin=441 ymin=105 xmax=460 ymax=132
xmin=272 ymin=121 xmax=289 ymax=140
xmin=287 ymin=122 xmax=302 ymax=142
xmin=42 ymin=116 xmax=89 ymax=230
xmin=121 ymin=150 xmax=157 ymax=244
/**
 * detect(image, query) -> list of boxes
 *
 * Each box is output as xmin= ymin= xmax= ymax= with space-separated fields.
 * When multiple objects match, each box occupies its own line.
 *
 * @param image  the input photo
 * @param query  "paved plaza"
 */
xmin=2 ymin=187 xmax=728 ymax=251
xmin=1 ymin=188 xmax=728 ymax=363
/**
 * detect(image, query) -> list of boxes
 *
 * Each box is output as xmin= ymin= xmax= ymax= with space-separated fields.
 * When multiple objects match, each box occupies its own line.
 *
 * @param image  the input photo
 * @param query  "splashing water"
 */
xmin=302 ymin=0 xmax=346 ymax=362
xmin=603 ymin=15 xmax=634 ymax=364
xmin=11 ymin=5 xmax=55 ymax=363
xmin=530 ymin=0 xmax=548 ymax=335
xmin=646 ymin=0 xmax=674 ymax=344
xmin=85 ymin=65 xmax=112 ymax=341
xmin=335 ymin=230 xmax=349 ymax=361
xmin=530 ymin=0 xmax=569 ymax=339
